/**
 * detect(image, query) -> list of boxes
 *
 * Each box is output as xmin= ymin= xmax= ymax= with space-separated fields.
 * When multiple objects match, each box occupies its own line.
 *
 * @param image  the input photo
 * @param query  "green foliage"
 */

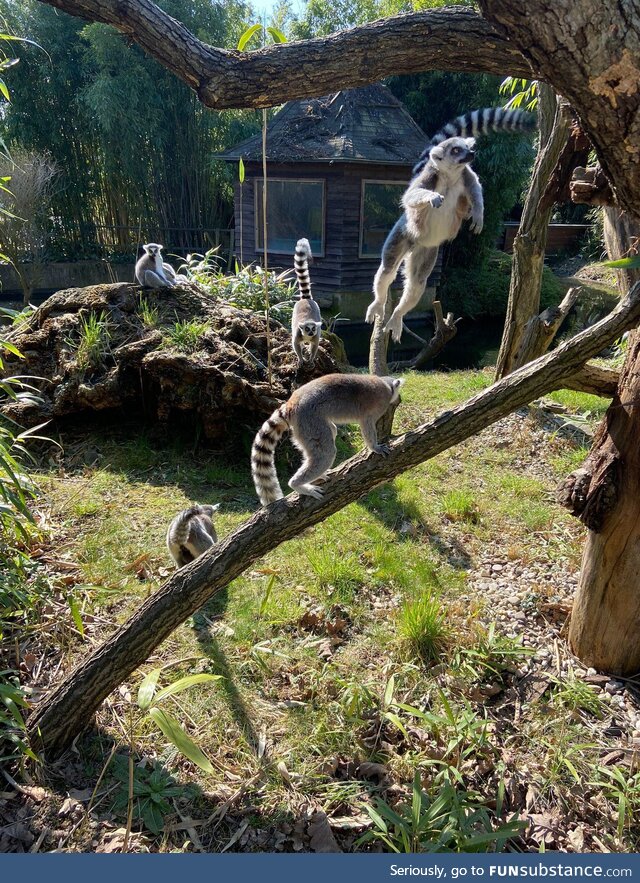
xmin=163 ymin=318 xmax=210 ymax=354
xmin=359 ymin=770 xmax=521 ymax=853
xmin=398 ymin=593 xmax=449 ymax=663
xmin=0 ymin=0 xmax=258 ymax=259
xmin=182 ymin=253 xmax=296 ymax=325
xmin=500 ymin=77 xmax=538 ymax=111
xmin=137 ymin=295 xmax=159 ymax=329
xmin=111 ymin=755 xmax=185 ymax=835
xmin=438 ymin=250 xmax=565 ymax=318
xmin=76 ymin=311 xmax=111 ymax=372
xmin=136 ymin=669 xmax=221 ymax=772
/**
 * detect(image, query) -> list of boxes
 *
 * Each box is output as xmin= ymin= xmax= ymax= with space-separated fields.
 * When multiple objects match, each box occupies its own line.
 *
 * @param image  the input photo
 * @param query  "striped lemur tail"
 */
xmin=251 ymin=407 xmax=290 ymax=505
xmin=412 ymin=107 xmax=537 ymax=176
xmin=294 ymin=238 xmax=313 ymax=299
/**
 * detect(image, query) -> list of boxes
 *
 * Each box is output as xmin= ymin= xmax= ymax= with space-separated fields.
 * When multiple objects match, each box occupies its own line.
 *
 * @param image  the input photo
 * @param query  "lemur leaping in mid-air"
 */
xmin=365 ymin=107 xmax=537 ymax=343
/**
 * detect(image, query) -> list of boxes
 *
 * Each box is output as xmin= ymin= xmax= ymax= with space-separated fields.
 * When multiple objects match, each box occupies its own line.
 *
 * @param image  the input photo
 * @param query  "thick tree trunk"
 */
xmin=559 ymin=195 xmax=640 ymax=673
xmin=560 ymin=331 xmax=640 ymax=674
xmin=495 ymin=87 xmax=570 ymax=378
xmin=29 ymin=283 xmax=640 ymax=755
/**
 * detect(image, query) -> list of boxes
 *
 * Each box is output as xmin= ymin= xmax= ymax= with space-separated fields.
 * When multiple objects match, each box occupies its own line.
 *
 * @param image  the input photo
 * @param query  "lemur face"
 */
xmin=300 ymin=321 xmax=322 ymax=340
xmin=431 ymin=137 xmax=476 ymax=166
xmin=144 ymin=243 xmax=163 ymax=258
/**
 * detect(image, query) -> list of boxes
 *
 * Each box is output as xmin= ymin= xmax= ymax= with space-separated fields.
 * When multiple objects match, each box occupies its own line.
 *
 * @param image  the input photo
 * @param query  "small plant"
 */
xmin=359 ymin=770 xmax=522 ymax=853
xmin=111 ymin=756 xmax=184 ymax=835
xmin=164 ymin=319 xmax=210 ymax=354
xmin=136 ymin=667 xmax=221 ymax=772
xmin=454 ymin=623 xmax=532 ymax=684
xmin=138 ymin=295 xmax=159 ymax=329
xmin=398 ymin=592 xmax=449 ymax=663
xmin=306 ymin=547 xmax=365 ymax=601
xmin=551 ymin=671 xmax=604 ymax=717
xmin=441 ymin=489 xmax=480 ymax=524
xmin=71 ymin=311 xmax=111 ymax=373
xmin=0 ymin=670 xmax=37 ymax=764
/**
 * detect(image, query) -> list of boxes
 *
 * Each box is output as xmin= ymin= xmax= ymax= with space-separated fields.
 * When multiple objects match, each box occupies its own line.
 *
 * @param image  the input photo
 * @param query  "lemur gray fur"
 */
xmin=291 ymin=238 xmax=323 ymax=365
xmin=251 ymin=374 xmax=403 ymax=505
xmin=136 ymin=243 xmax=183 ymax=289
xmin=166 ymin=503 xmax=220 ymax=568
xmin=365 ymin=107 xmax=536 ymax=342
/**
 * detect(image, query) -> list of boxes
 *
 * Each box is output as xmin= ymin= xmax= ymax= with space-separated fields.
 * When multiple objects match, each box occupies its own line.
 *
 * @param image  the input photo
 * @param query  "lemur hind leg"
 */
xmin=288 ymin=423 xmax=337 ymax=499
xmin=384 ymin=245 xmax=439 ymax=343
xmin=144 ymin=269 xmax=173 ymax=288
xmin=365 ymin=220 xmax=410 ymax=324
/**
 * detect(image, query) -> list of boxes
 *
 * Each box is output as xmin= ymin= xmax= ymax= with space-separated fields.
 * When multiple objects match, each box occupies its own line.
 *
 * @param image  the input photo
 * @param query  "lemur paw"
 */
xmin=383 ymin=314 xmax=404 ymax=343
xmin=470 ymin=215 xmax=484 ymax=234
xmin=371 ymin=444 xmax=391 ymax=457
xmin=429 ymin=193 xmax=444 ymax=208
xmin=292 ymin=483 xmax=324 ymax=500
xmin=365 ymin=301 xmax=384 ymax=324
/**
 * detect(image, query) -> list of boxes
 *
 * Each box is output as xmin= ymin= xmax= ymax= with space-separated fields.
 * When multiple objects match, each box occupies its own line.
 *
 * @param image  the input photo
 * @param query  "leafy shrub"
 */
xmin=181 ymin=251 xmax=296 ymax=325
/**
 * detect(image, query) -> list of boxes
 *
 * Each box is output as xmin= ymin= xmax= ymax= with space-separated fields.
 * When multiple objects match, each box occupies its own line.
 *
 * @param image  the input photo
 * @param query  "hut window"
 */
xmin=255 ymin=179 xmax=325 ymax=255
xmin=360 ymin=181 xmax=406 ymax=258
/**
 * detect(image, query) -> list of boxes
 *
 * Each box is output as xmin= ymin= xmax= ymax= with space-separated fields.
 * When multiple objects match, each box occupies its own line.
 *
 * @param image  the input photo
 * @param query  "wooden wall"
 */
xmin=232 ymin=161 xmax=444 ymax=301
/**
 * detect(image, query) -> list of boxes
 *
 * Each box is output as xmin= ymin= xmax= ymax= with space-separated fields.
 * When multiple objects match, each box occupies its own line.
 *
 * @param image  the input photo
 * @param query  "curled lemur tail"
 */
xmin=412 ymin=107 xmax=537 ymax=176
xmin=294 ymin=238 xmax=313 ymax=299
xmin=251 ymin=407 xmax=290 ymax=505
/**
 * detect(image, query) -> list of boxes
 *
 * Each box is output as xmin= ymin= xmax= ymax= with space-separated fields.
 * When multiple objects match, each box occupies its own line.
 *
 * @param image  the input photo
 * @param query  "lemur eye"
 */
xmin=452 ymin=147 xmax=461 ymax=154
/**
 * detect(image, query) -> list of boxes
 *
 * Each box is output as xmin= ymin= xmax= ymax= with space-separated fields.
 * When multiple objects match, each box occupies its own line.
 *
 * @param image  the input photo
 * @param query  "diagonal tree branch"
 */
xmin=34 ymin=1 xmax=532 ymax=109
xmin=29 ymin=283 xmax=640 ymax=755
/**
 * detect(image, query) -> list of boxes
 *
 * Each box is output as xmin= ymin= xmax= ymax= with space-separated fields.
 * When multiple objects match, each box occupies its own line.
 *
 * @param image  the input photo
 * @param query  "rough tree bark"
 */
xmin=495 ymin=86 xmax=570 ymax=378
xmin=29 ymin=284 xmax=640 ymax=755
xmin=559 ymin=331 xmax=640 ymax=674
xmin=560 ymin=171 xmax=640 ymax=673
xmin=512 ymin=287 xmax=581 ymax=371
xmin=33 ymin=3 xmax=530 ymax=110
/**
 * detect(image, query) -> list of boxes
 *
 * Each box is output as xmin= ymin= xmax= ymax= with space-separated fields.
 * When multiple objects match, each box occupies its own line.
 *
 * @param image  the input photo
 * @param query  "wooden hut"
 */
xmin=219 ymin=85 xmax=441 ymax=317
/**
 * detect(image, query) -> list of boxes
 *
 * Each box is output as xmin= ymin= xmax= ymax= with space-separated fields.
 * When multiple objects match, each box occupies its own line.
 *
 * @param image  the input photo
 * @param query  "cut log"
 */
xmin=28 ymin=281 xmax=640 ymax=756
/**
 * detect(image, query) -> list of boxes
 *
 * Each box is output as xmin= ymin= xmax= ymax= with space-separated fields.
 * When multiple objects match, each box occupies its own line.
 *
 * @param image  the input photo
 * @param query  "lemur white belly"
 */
xmin=416 ymin=179 xmax=466 ymax=247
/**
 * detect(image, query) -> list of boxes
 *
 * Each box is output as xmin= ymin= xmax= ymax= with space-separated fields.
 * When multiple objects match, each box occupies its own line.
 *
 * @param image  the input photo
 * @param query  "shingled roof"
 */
xmin=219 ymin=84 xmax=428 ymax=165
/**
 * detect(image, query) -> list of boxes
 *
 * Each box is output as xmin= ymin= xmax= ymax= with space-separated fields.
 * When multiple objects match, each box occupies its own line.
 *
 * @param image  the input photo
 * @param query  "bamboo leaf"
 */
xmin=137 ymin=668 xmax=161 ymax=709
xmin=147 ymin=707 xmax=215 ymax=773
xmin=602 ymin=256 xmax=640 ymax=269
xmin=237 ymin=24 xmax=262 ymax=51
xmin=239 ymin=157 xmax=245 ymax=184
xmin=68 ymin=595 xmax=84 ymax=637
xmin=153 ymin=673 xmax=222 ymax=704
xmin=266 ymin=27 xmax=287 ymax=44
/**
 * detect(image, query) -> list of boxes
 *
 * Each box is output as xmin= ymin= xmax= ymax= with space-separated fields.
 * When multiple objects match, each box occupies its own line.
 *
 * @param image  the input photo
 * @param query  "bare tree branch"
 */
xmin=34 ymin=1 xmax=532 ymax=109
xmin=29 ymin=282 xmax=640 ymax=755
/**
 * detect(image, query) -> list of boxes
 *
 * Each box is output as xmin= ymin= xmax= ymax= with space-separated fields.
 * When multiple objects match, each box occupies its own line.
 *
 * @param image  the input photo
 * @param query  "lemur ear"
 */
xmin=430 ymin=145 xmax=444 ymax=161
xmin=315 ymin=321 xmax=323 ymax=329
xmin=465 ymin=137 xmax=476 ymax=150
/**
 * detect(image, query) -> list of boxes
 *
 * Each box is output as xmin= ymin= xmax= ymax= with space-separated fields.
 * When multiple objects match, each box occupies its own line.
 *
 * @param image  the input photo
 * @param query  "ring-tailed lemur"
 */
xmin=166 ymin=503 xmax=220 ymax=568
xmin=365 ymin=107 xmax=536 ymax=342
xmin=135 ymin=243 xmax=185 ymax=289
xmin=291 ymin=238 xmax=322 ymax=365
xmin=251 ymin=374 xmax=403 ymax=505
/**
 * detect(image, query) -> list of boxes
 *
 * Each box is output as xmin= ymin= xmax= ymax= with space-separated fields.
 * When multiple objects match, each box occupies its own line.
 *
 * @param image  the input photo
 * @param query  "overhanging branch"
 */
xmin=29 ymin=283 xmax=640 ymax=755
xmin=34 ymin=1 xmax=532 ymax=109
